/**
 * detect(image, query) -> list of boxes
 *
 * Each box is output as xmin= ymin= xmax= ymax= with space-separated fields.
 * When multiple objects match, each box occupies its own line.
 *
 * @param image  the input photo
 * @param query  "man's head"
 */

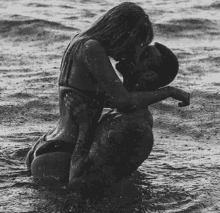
xmin=116 ymin=42 xmax=179 ymax=91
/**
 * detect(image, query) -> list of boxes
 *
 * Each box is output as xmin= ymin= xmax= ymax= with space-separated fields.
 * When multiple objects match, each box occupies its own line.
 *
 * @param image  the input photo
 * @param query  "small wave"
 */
xmin=24 ymin=99 xmax=56 ymax=110
xmin=26 ymin=3 xmax=50 ymax=8
xmin=156 ymin=18 xmax=216 ymax=36
xmin=210 ymin=2 xmax=220 ymax=9
xmin=65 ymin=16 xmax=79 ymax=20
xmin=0 ymin=19 xmax=74 ymax=32
xmin=9 ymin=14 xmax=31 ymax=20
xmin=2 ymin=132 xmax=43 ymax=144
xmin=8 ymin=92 xmax=36 ymax=99
xmin=0 ymin=67 xmax=31 ymax=73
xmin=2 ymin=69 xmax=56 ymax=78
xmin=0 ymin=19 xmax=77 ymax=41
xmin=171 ymin=18 xmax=215 ymax=29
xmin=59 ymin=5 xmax=74 ymax=9
xmin=24 ymin=76 xmax=57 ymax=83
xmin=198 ymin=56 xmax=220 ymax=65
xmin=195 ymin=2 xmax=220 ymax=10
xmin=83 ymin=9 xmax=97 ymax=18
xmin=80 ymin=0 xmax=101 ymax=3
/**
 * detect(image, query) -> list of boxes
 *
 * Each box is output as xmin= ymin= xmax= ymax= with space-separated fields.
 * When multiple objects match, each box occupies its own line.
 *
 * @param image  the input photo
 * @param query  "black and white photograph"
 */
xmin=0 ymin=0 xmax=219 ymax=212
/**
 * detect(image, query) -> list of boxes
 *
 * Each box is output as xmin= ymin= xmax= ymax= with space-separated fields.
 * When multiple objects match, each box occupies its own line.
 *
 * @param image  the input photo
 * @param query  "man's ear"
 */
xmin=139 ymin=70 xmax=158 ymax=81
xmin=132 ymin=70 xmax=159 ymax=91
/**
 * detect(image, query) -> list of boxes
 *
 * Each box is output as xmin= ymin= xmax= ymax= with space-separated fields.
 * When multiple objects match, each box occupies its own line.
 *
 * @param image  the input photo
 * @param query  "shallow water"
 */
xmin=0 ymin=0 xmax=220 ymax=212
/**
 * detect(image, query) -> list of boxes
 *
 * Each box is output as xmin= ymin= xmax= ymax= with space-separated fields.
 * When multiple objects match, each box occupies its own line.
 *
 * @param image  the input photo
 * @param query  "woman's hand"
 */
xmin=169 ymin=86 xmax=190 ymax=107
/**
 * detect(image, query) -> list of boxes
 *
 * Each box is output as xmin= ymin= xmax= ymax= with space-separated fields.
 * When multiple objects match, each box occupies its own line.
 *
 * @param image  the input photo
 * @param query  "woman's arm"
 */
xmin=83 ymin=40 xmax=190 ymax=111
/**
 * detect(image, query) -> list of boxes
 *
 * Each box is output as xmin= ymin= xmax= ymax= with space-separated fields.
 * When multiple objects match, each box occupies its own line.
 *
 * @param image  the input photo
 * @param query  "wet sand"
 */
xmin=0 ymin=0 xmax=220 ymax=212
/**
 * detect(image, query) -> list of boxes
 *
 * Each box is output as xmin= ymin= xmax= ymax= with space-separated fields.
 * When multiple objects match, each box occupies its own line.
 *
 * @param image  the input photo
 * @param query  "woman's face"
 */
xmin=110 ymin=30 xmax=143 ymax=62
xmin=111 ymin=52 xmax=126 ymax=61
xmin=111 ymin=43 xmax=136 ymax=62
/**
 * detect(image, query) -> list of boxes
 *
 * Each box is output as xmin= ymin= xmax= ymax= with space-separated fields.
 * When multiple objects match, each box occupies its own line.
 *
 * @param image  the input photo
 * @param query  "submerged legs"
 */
xmin=69 ymin=108 xmax=154 ymax=190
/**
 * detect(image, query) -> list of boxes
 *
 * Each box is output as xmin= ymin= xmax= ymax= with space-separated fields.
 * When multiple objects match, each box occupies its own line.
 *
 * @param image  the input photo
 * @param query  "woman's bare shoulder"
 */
xmin=83 ymin=39 xmax=101 ymax=47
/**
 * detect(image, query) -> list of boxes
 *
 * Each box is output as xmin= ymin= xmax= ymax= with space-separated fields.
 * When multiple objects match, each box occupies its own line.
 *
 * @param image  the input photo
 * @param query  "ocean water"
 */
xmin=0 ymin=0 xmax=220 ymax=212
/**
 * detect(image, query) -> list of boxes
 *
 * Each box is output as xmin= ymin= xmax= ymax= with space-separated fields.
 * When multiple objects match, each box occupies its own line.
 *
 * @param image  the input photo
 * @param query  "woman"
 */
xmin=26 ymin=2 xmax=190 ymax=190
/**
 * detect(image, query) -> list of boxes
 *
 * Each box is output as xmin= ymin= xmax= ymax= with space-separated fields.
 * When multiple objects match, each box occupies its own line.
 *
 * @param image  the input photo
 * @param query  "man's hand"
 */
xmin=169 ymin=86 xmax=190 ymax=107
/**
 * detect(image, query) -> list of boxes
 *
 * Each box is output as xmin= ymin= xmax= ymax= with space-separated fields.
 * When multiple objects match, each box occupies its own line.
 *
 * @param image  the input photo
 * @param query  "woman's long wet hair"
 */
xmin=60 ymin=2 xmax=154 ymax=86
xmin=79 ymin=2 xmax=154 ymax=60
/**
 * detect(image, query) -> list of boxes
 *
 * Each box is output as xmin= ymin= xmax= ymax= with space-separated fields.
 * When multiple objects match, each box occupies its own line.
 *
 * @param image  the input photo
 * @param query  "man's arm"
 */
xmin=83 ymin=40 xmax=190 ymax=112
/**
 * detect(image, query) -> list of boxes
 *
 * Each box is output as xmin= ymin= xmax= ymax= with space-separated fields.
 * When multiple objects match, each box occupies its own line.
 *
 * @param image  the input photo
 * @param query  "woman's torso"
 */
xmin=59 ymin=35 xmax=105 ymax=92
xmin=46 ymin=36 xmax=106 ymax=144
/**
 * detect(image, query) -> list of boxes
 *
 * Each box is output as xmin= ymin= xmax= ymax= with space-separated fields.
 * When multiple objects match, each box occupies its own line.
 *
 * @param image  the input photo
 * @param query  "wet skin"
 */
xmin=26 ymin=36 xmax=190 ymax=188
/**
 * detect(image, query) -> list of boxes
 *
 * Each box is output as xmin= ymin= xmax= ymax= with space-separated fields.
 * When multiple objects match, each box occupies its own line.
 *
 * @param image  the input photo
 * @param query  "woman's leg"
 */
xmin=69 ymin=108 xmax=154 ymax=191
xmin=25 ymin=135 xmax=75 ymax=181
xmin=27 ymin=107 xmax=154 ymax=186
